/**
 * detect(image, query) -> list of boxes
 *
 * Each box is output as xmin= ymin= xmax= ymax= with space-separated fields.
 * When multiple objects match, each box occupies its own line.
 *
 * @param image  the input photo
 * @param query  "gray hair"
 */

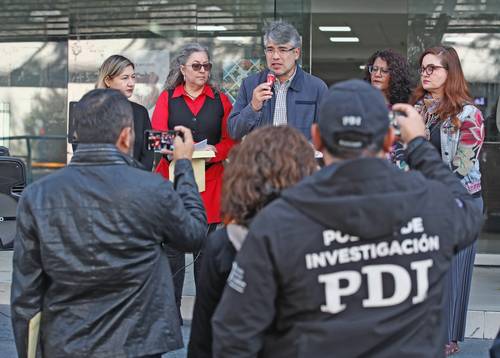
xmin=96 ymin=55 xmax=134 ymax=89
xmin=164 ymin=43 xmax=210 ymax=90
xmin=263 ymin=20 xmax=301 ymax=48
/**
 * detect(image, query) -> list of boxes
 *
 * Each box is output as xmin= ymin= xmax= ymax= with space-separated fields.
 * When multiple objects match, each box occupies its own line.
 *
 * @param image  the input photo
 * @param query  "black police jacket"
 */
xmin=212 ymin=138 xmax=483 ymax=358
xmin=11 ymin=144 xmax=207 ymax=358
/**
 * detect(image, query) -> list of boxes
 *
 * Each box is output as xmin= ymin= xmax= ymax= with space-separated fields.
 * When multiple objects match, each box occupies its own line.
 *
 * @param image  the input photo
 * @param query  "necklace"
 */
xmin=424 ymin=111 xmax=440 ymax=140
xmin=184 ymin=86 xmax=202 ymax=100
xmin=422 ymin=97 xmax=442 ymax=140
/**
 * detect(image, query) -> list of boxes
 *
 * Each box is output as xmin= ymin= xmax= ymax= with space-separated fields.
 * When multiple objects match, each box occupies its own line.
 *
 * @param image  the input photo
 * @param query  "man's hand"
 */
xmin=392 ymin=103 xmax=426 ymax=144
xmin=250 ymin=83 xmax=273 ymax=112
xmin=172 ymin=126 xmax=194 ymax=161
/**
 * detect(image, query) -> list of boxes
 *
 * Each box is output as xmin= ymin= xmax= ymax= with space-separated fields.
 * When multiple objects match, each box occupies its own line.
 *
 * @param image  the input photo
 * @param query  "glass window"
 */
xmin=409 ymin=0 xmax=500 ymax=254
xmin=2 ymin=0 xmax=308 ymax=182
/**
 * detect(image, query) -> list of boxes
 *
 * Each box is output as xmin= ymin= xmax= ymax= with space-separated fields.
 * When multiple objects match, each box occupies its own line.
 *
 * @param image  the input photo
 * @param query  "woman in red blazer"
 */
xmin=152 ymin=43 xmax=235 ymax=320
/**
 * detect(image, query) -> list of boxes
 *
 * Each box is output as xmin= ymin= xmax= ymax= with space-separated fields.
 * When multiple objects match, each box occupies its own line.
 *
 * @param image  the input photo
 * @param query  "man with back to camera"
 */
xmin=10 ymin=89 xmax=207 ymax=358
xmin=212 ymin=79 xmax=483 ymax=357
xmin=227 ymin=20 xmax=328 ymax=140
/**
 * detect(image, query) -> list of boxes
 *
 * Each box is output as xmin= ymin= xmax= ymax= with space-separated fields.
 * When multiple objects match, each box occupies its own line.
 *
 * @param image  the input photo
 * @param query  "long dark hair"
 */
xmin=364 ymin=49 xmax=412 ymax=104
xmin=410 ymin=46 xmax=472 ymax=130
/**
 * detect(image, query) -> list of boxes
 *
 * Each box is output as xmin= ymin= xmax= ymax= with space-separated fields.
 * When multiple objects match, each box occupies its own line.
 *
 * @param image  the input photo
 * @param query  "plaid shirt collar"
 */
xmin=274 ymin=66 xmax=297 ymax=91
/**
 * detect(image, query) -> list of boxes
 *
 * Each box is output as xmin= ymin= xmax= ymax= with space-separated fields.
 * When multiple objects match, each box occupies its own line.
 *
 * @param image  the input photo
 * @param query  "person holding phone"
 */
xmin=11 ymin=89 xmax=206 ymax=358
xmin=151 ymin=43 xmax=236 ymax=321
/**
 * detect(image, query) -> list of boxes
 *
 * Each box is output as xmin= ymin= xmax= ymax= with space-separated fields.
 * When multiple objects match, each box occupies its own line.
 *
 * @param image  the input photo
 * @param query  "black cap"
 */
xmin=318 ymin=79 xmax=389 ymax=150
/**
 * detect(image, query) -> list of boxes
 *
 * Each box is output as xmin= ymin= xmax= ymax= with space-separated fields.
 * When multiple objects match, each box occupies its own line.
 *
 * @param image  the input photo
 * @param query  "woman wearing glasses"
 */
xmin=411 ymin=46 xmax=484 ymax=356
xmin=365 ymin=49 xmax=412 ymax=106
xmin=151 ymin=43 xmax=235 ymax=321
xmin=364 ymin=49 xmax=412 ymax=169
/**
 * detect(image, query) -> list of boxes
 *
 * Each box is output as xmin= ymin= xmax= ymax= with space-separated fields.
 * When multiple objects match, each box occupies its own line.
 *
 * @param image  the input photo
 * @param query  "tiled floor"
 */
xmin=1 ymin=251 xmax=498 ymax=357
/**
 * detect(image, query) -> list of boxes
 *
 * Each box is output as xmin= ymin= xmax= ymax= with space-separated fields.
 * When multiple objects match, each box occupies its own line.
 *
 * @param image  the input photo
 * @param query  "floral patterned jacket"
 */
xmin=415 ymin=97 xmax=484 ymax=195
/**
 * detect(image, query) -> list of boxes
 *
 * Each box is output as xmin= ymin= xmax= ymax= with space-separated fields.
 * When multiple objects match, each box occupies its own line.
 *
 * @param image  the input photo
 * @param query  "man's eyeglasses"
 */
xmin=368 ymin=65 xmax=390 ymax=76
xmin=187 ymin=63 xmax=212 ymax=72
xmin=419 ymin=65 xmax=447 ymax=76
xmin=264 ymin=47 xmax=296 ymax=56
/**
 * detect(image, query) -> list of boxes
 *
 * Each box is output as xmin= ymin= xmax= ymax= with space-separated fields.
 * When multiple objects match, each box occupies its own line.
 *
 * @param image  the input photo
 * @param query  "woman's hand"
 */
xmin=205 ymin=144 xmax=217 ymax=162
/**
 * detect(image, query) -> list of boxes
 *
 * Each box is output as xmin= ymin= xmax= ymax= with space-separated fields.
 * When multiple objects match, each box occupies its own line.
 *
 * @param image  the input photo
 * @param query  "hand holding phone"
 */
xmin=144 ymin=130 xmax=180 ymax=152
xmin=388 ymin=110 xmax=405 ymax=137
xmin=172 ymin=126 xmax=194 ymax=161
xmin=391 ymin=104 xmax=426 ymax=144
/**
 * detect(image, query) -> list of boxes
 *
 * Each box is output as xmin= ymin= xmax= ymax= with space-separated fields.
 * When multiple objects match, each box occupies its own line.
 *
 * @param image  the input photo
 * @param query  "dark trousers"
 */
xmin=445 ymin=196 xmax=483 ymax=342
xmin=167 ymin=223 xmax=219 ymax=322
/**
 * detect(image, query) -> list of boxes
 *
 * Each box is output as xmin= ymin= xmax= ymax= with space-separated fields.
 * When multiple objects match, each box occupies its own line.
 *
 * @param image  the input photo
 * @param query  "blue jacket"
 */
xmin=227 ymin=66 xmax=328 ymax=140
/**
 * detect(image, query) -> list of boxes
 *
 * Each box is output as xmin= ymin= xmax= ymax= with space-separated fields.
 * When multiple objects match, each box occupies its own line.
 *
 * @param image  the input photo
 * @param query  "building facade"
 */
xmin=0 ymin=0 xmax=499 ymax=258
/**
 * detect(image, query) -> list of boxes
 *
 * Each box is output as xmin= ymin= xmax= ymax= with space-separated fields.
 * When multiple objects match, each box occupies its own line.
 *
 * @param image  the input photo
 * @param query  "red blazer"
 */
xmin=151 ymin=84 xmax=236 ymax=224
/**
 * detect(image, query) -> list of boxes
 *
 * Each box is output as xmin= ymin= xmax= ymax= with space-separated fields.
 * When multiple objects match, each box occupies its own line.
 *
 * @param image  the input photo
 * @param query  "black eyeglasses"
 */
xmin=264 ymin=47 xmax=296 ymax=56
xmin=187 ymin=63 xmax=212 ymax=72
xmin=368 ymin=65 xmax=390 ymax=76
xmin=420 ymin=64 xmax=447 ymax=76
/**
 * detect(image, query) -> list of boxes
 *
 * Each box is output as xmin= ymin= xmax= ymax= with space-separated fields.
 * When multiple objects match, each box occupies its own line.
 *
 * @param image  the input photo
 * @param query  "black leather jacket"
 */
xmin=11 ymin=144 xmax=207 ymax=358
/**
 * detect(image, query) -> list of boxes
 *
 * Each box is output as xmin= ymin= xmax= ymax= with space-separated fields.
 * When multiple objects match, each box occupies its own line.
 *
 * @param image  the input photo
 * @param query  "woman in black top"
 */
xmin=97 ymin=55 xmax=153 ymax=170
xmin=364 ymin=48 xmax=412 ymax=169
xmin=187 ymin=126 xmax=317 ymax=358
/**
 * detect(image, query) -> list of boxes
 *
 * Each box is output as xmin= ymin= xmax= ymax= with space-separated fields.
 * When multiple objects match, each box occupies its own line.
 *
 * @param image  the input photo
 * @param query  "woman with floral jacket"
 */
xmin=411 ymin=46 xmax=484 ymax=356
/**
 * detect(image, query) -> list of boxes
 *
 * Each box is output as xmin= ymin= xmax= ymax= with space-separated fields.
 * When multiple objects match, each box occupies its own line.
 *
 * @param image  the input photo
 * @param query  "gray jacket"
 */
xmin=227 ymin=66 xmax=328 ymax=140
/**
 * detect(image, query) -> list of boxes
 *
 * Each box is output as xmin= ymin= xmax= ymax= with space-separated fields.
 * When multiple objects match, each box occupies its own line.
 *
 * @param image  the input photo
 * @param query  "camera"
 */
xmin=388 ymin=110 xmax=405 ymax=137
xmin=144 ymin=130 xmax=180 ymax=152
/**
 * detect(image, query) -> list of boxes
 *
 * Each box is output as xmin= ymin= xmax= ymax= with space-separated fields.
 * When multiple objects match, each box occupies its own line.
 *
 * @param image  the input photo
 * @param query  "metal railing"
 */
xmin=0 ymin=135 xmax=67 ymax=183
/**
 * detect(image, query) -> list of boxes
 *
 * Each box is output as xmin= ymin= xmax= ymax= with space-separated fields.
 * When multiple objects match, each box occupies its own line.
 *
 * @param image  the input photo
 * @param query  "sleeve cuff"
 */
xmin=174 ymin=158 xmax=194 ymax=175
xmin=405 ymin=136 xmax=427 ymax=157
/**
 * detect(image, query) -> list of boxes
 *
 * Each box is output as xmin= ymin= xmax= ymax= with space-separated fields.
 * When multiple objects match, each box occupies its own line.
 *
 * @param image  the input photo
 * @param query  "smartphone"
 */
xmin=388 ymin=110 xmax=405 ymax=137
xmin=144 ymin=130 xmax=180 ymax=152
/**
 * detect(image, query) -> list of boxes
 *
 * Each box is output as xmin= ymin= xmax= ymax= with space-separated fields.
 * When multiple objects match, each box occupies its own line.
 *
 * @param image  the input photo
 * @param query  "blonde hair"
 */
xmin=96 ymin=55 xmax=135 ymax=89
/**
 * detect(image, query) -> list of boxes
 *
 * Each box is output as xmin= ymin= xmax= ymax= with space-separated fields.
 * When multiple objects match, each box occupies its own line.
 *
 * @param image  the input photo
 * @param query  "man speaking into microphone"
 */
xmin=227 ymin=20 xmax=327 ymax=140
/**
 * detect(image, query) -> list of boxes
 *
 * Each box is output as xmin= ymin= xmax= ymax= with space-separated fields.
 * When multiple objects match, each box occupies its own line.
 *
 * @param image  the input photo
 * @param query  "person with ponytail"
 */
xmin=151 ymin=44 xmax=236 ymax=321
xmin=411 ymin=46 xmax=484 ymax=356
xmin=187 ymin=126 xmax=317 ymax=358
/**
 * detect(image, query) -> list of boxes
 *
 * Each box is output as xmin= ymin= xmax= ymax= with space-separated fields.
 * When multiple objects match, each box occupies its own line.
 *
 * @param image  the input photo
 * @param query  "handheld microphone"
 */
xmin=266 ymin=71 xmax=276 ymax=87
xmin=263 ymin=71 xmax=276 ymax=109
